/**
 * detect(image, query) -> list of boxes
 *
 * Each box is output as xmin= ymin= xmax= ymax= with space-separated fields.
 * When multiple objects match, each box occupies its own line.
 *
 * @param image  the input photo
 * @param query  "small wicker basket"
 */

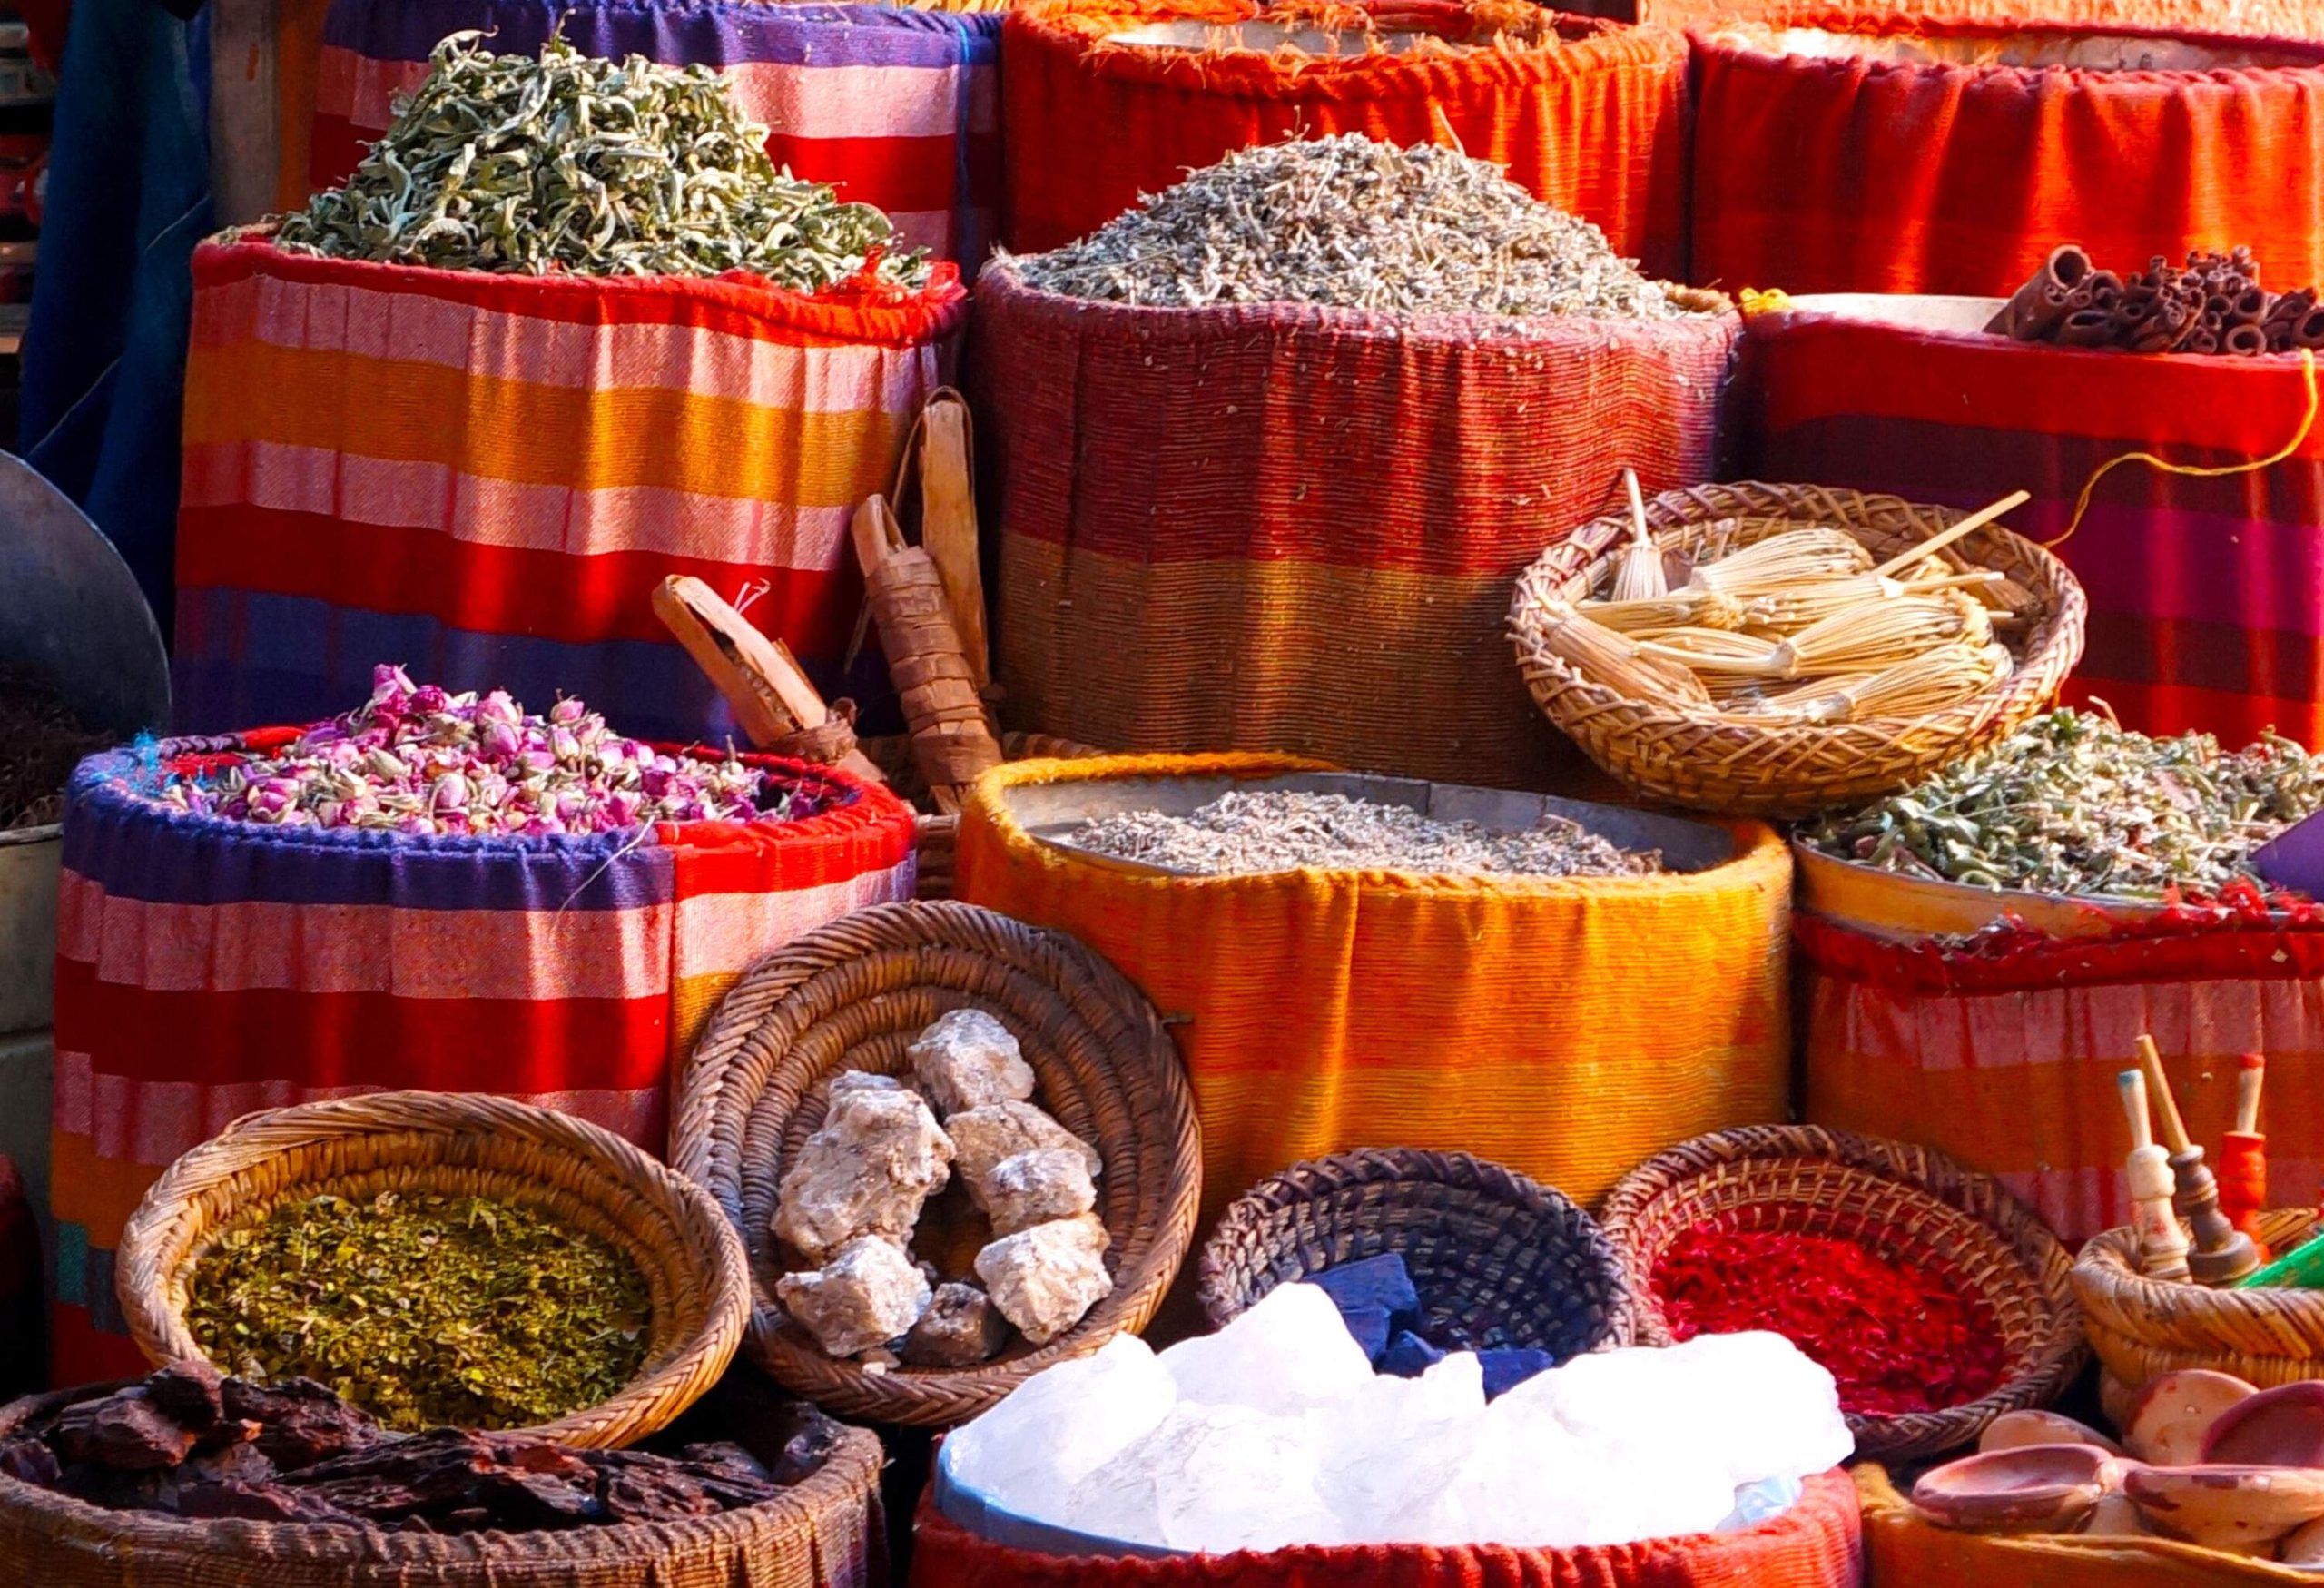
xmin=1509 ymin=481 xmax=2087 ymax=818
xmin=1600 ymin=1124 xmax=2085 ymax=1461
xmin=2073 ymin=1208 xmax=2323 ymax=1414
xmin=114 ymin=1091 xmax=752 ymax=1450
xmin=862 ymin=732 xmax=1099 ymax=899
xmin=1196 ymin=1149 xmax=1633 ymax=1357
xmin=672 ymin=899 xmax=1201 ymax=1425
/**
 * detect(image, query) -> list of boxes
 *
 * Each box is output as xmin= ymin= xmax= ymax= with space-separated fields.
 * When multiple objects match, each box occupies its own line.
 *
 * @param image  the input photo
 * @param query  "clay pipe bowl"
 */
xmin=2124 ymin=1464 xmax=2324 ymax=1555
xmin=2205 ymin=1383 xmax=2324 ymax=1468
xmin=2125 ymin=1369 xmax=2258 ymax=1466
xmin=1913 ymin=1444 xmax=2112 ymax=1534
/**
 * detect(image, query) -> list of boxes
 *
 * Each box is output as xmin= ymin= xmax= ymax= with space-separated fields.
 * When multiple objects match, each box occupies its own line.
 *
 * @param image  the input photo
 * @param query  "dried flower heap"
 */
xmin=154 ymin=665 xmax=795 ymax=837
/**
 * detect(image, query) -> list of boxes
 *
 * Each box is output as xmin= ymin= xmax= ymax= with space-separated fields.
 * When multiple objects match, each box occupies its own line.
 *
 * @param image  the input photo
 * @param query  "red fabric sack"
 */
xmin=1000 ymin=0 xmax=1689 ymax=278
xmin=1643 ymin=0 xmax=2324 ymax=34
xmin=909 ymin=1469 xmax=1866 ymax=1588
xmin=1689 ymin=15 xmax=2324 ymax=296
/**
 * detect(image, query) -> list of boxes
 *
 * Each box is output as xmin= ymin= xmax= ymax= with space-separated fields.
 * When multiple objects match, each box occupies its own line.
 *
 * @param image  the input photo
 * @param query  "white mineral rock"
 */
xmin=909 ymin=1009 xmax=1038 ymax=1117
xmin=949 ymin=1100 xmax=1101 ymax=1213
xmin=776 ymin=1235 xmax=933 ymax=1357
xmin=981 ymin=1146 xmax=1098 ymax=1237
xmin=772 ymin=1074 xmax=952 ymax=1261
xmin=975 ymin=1212 xmax=1114 ymax=1345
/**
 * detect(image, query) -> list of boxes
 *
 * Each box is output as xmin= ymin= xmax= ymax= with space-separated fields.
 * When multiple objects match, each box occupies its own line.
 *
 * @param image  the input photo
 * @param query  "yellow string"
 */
xmin=2048 ymin=348 xmax=2319 ymax=548
xmin=1739 ymin=288 xmax=1791 ymax=316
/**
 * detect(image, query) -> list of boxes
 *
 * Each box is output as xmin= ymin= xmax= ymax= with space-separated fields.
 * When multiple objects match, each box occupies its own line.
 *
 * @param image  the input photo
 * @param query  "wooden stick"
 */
xmin=916 ymin=390 xmax=990 ymax=693
xmin=1623 ymin=468 xmax=1649 ymax=542
xmin=651 ymin=577 xmax=888 ymax=784
xmin=2136 ymin=1034 xmax=2194 ymax=1156
xmin=2238 ymin=1052 xmax=2267 ymax=1135
xmin=1868 ymin=489 xmax=2033 ymax=579
xmin=2121 ymin=1070 xmax=2192 ymax=1281
xmin=2119 ymin=1067 xmax=2154 ymax=1154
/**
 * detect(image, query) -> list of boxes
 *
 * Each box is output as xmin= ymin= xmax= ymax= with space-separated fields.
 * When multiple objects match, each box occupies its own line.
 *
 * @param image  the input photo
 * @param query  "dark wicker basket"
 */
xmin=1196 ymin=1149 xmax=1634 ymax=1359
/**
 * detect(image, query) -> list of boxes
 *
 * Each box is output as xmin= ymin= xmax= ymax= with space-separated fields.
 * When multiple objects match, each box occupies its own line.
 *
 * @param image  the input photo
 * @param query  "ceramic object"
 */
xmin=2125 ymin=1369 xmax=2260 ymax=1465
xmin=1912 ymin=1444 xmax=2112 ymax=1534
xmin=2205 ymin=1383 xmax=2324 ymax=1468
xmin=2123 ymin=1464 xmax=2324 ymax=1555
xmin=2083 ymin=1490 xmax=2148 ymax=1537
xmin=1979 ymin=1409 xmax=2126 ymax=1457
xmin=2285 ymin=1515 xmax=2324 ymax=1564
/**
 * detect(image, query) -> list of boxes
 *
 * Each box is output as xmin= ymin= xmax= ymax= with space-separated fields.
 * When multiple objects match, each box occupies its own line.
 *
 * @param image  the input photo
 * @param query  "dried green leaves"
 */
xmin=275 ymin=33 xmax=929 ymax=289
xmin=1803 ymin=709 xmax=2324 ymax=900
xmin=1009 ymin=133 xmax=1685 ymax=320
xmin=186 ymin=1190 xmax=652 ymax=1433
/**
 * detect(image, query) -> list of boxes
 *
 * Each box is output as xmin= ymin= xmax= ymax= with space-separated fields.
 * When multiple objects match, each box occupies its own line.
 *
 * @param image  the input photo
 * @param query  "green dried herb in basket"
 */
xmin=186 ymin=1190 xmax=653 ymax=1433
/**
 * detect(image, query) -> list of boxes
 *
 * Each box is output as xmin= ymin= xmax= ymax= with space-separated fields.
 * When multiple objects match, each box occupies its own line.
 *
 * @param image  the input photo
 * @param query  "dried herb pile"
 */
xmin=1801 ymin=709 xmax=2324 ymax=899
xmin=186 ymin=1191 xmax=652 ymax=1433
xmin=0 ymin=1361 xmax=842 ymax=1531
xmin=0 ymin=667 xmax=111 ymax=829
xmin=1065 ymin=789 xmax=1662 ymax=878
xmin=1009 ymin=133 xmax=1685 ymax=319
xmin=275 ymin=33 xmax=928 ymax=289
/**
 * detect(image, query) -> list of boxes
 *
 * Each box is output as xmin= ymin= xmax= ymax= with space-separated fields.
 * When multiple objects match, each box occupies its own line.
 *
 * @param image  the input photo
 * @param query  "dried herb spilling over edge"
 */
xmin=187 ymin=1191 xmax=653 ymax=1434
xmin=0 ymin=666 xmax=113 ymax=830
xmin=275 ymin=33 xmax=930 ymax=289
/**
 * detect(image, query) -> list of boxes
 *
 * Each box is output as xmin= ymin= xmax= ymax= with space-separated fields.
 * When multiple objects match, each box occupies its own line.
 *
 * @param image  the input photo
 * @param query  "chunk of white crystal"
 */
xmin=982 ymin=1146 xmax=1098 ymax=1237
xmin=1068 ymin=1403 xmax=1344 ymax=1554
xmin=1660 ymin=1331 xmax=1853 ymax=1484
xmin=941 ymin=1334 xmax=1177 ymax=1504
xmin=975 ymin=1212 xmax=1113 ymax=1345
xmin=909 ymin=1008 xmax=1037 ymax=1117
xmin=772 ymin=1075 xmax=952 ymax=1262
xmin=1309 ymin=1353 xmax=1487 ymax=1544
xmin=775 ymin=1235 xmax=932 ymax=1357
xmin=1160 ymin=1282 xmax=1375 ymax=1416
xmin=949 ymin=1101 xmax=1102 ymax=1208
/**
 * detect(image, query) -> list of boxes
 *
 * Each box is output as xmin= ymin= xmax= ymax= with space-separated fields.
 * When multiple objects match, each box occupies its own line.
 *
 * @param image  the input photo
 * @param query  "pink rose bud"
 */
xmin=550 ymin=727 xmax=581 ymax=764
xmin=549 ymin=696 xmax=586 ymax=726
xmin=431 ymin=773 xmax=471 ymax=811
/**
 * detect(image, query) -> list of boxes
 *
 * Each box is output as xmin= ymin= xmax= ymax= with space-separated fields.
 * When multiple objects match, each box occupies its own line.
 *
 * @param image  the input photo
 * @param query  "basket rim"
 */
xmin=113 ymin=1090 xmax=752 ymax=1450
xmin=2073 ymin=1216 xmax=2324 ymax=1336
xmin=0 ymin=1377 xmax=883 ymax=1566
xmin=1599 ymin=1123 xmax=2086 ymax=1460
xmin=671 ymin=897 xmax=1202 ymax=1425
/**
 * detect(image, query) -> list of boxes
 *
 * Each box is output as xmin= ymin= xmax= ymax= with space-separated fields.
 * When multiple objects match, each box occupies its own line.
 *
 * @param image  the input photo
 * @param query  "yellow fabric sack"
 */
xmin=954 ymin=753 xmax=1793 ymax=1218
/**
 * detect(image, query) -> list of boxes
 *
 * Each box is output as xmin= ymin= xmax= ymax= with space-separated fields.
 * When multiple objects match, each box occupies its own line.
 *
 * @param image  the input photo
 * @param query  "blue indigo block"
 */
xmin=1480 ymin=1347 xmax=1555 ymax=1399
xmin=1337 ymin=1303 xmax=1394 ymax=1363
xmin=1379 ymin=1329 xmax=1447 ymax=1379
xmin=1311 ymin=1253 xmax=1422 ymax=1331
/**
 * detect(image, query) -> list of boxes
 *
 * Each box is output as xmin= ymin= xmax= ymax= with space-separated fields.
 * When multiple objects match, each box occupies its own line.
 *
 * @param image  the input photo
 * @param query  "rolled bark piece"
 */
xmin=653 ymin=576 xmax=889 ymax=784
xmin=1985 ymin=245 xmax=2093 ymax=339
xmin=913 ymin=392 xmax=992 ymax=695
xmin=852 ymin=492 xmax=1004 ymax=812
xmin=2226 ymin=322 xmax=2270 ymax=356
xmin=2057 ymin=309 xmax=2116 ymax=348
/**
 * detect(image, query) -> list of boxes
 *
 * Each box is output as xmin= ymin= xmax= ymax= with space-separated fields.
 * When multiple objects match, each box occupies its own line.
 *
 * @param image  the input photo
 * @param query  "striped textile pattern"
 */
xmin=970 ymin=268 xmax=1738 ymax=792
xmin=1737 ymin=307 xmax=2324 ymax=749
xmin=308 ymin=0 xmax=1002 ymax=271
xmin=954 ymin=754 xmax=1794 ymax=1229
xmin=172 ymin=239 xmax=966 ymax=743
xmin=49 ymin=738 xmax=916 ymax=1385
xmin=1798 ymin=911 xmax=2324 ymax=1245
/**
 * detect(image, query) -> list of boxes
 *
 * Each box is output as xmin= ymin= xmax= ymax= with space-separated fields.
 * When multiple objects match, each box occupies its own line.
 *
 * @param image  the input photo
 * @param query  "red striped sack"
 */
xmin=48 ymin=736 xmax=916 ymax=1384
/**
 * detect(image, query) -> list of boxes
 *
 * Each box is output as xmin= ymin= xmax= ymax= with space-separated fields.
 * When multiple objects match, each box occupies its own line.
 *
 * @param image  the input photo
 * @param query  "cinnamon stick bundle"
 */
xmin=850 ymin=493 xmax=1002 ymax=811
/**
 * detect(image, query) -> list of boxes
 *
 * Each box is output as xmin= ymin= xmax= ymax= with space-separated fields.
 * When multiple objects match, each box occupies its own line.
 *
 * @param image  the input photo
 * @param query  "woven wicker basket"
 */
xmin=114 ymin=1091 xmax=751 ymax=1451
xmin=671 ymin=899 xmax=1201 ymax=1425
xmin=2074 ymin=1208 xmax=2323 ymax=1413
xmin=0 ymin=1379 xmax=885 ymax=1588
xmin=862 ymin=732 xmax=1099 ymax=899
xmin=1196 ymin=1149 xmax=1633 ymax=1357
xmin=1509 ymin=481 xmax=2087 ymax=818
xmin=1599 ymin=1124 xmax=2085 ymax=1461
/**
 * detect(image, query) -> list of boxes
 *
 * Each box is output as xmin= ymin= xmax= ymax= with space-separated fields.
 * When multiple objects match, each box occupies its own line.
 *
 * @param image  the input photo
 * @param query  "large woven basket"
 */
xmin=0 ymin=1379 xmax=885 ymax=1588
xmin=2074 ymin=1208 xmax=2323 ymax=1414
xmin=672 ymin=899 xmax=1201 ymax=1425
xmin=1600 ymin=1125 xmax=2085 ymax=1461
xmin=1196 ymin=1149 xmax=1633 ymax=1357
xmin=1509 ymin=481 xmax=2087 ymax=817
xmin=115 ymin=1091 xmax=751 ymax=1451
xmin=862 ymin=731 xmax=1099 ymax=900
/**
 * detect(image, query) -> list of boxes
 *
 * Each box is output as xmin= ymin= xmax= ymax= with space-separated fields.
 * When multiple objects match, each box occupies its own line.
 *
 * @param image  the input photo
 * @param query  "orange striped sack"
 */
xmin=172 ymin=236 xmax=968 ymax=744
xmin=953 ymin=754 xmax=1794 ymax=1221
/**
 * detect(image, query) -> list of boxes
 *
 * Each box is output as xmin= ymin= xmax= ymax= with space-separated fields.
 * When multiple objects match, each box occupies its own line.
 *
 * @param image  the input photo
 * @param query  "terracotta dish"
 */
xmin=1913 ymin=1444 xmax=2112 ymax=1534
xmin=2124 ymin=1464 xmax=2324 ymax=1555
xmin=2125 ymin=1369 xmax=2259 ymax=1465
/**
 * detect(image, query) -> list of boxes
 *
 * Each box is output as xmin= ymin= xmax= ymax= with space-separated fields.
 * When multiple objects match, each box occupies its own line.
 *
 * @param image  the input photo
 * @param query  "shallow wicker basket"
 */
xmin=1600 ymin=1124 xmax=2085 ymax=1461
xmin=2074 ymin=1208 xmax=2323 ymax=1415
xmin=1196 ymin=1149 xmax=1634 ymax=1357
xmin=1509 ymin=481 xmax=2086 ymax=818
xmin=672 ymin=898 xmax=1201 ymax=1425
xmin=862 ymin=732 xmax=1100 ymax=899
xmin=114 ymin=1091 xmax=752 ymax=1450
xmin=0 ymin=1378 xmax=885 ymax=1588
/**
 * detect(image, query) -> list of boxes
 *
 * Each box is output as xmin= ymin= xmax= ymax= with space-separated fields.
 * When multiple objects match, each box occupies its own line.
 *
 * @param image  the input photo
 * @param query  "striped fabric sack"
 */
xmin=309 ymin=0 xmax=1002 ymax=270
xmin=49 ymin=737 xmax=916 ymax=1384
xmin=172 ymin=237 xmax=967 ymax=742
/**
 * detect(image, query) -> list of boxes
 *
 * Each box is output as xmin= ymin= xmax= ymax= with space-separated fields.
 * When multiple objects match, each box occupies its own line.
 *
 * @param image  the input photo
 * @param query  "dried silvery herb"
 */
xmin=186 ymin=1190 xmax=653 ymax=1433
xmin=1803 ymin=708 xmax=2324 ymax=899
xmin=274 ymin=33 xmax=929 ymax=289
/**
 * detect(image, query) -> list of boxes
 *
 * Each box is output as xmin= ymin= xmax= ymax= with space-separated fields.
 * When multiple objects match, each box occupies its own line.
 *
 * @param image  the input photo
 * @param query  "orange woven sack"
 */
xmin=1000 ymin=0 xmax=1690 ymax=278
xmin=1689 ymin=15 xmax=2324 ymax=296
xmin=909 ymin=1468 xmax=1866 ymax=1588
xmin=953 ymin=753 xmax=1793 ymax=1226
xmin=1644 ymin=0 xmax=2324 ymax=34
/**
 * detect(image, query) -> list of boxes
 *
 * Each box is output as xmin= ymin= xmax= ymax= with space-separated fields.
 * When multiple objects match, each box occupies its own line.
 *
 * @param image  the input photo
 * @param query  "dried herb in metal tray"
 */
xmin=187 ymin=1191 xmax=653 ymax=1433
